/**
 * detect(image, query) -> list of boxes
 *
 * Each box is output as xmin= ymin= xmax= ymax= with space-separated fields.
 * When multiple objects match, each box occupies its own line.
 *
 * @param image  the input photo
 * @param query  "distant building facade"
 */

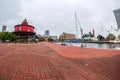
xmin=44 ymin=30 xmax=50 ymax=36
xmin=82 ymin=32 xmax=95 ymax=41
xmin=43 ymin=30 xmax=50 ymax=41
xmin=113 ymin=8 xmax=120 ymax=29
xmin=59 ymin=32 xmax=76 ymax=40
xmin=2 ymin=25 xmax=6 ymax=32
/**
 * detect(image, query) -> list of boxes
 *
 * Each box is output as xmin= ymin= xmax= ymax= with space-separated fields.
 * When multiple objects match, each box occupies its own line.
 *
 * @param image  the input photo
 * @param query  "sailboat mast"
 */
xmin=75 ymin=12 xmax=78 ymax=39
xmin=75 ymin=12 xmax=83 ymax=39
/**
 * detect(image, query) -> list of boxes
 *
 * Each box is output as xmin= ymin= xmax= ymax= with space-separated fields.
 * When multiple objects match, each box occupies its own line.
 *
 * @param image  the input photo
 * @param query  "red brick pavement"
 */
xmin=0 ymin=43 xmax=120 ymax=80
xmin=45 ymin=42 xmax=120 ymax=80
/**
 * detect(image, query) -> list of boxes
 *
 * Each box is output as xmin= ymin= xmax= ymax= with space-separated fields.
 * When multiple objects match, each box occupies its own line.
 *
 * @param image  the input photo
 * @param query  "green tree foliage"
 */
xmin=48 ymin=37 xmax=54 ymax=42
xmin=106 ymin=33 xmax=116 ymax=40
xmin=97 ymin=34 xmax=105 ymax=41
xmin=38 ymin=37 xmax=44 ymax=42
xmin=0 ymin=32 xmax=16 ymax=42
xmin=118 ymin=35 xmax=120 ymax=40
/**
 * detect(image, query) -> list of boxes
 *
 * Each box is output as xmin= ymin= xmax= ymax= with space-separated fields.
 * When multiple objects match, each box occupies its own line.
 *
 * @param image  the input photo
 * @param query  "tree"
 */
xmin=97 ymin=34 xmax=105 ymax=41
xmin=118 ymin=34 xmax=120 ymax=40
xmin=0 ymin=32 xmax=16 ymax=42
xmin=38 ymin=37 xmax=44 ymax=42
xmin=48 ymin=37 xmax=54 ymax=42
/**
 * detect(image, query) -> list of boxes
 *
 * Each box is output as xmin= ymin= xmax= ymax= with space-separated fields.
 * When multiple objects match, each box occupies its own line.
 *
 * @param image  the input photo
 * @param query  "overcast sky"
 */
xmin=0 ymin=0 xmax=120 ymax=37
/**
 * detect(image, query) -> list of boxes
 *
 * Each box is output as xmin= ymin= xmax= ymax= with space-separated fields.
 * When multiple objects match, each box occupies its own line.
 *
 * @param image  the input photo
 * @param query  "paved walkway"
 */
xmin=0 ymin=43 xmax=120 ymax=80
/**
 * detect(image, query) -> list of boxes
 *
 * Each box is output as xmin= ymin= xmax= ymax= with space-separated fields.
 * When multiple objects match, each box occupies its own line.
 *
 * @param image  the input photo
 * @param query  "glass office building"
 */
xmin=113 ymin=8 xmax=120 ymax=29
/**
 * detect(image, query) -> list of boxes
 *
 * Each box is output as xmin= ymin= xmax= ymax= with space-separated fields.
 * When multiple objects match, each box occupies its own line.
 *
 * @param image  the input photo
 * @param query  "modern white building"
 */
xmin=113 ymin=8 xmax=120 ymax=29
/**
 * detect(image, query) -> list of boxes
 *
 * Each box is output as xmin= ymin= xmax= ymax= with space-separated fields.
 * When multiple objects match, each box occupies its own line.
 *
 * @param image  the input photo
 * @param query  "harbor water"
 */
xmin=57 ymin=42 xmax=120 ymax=50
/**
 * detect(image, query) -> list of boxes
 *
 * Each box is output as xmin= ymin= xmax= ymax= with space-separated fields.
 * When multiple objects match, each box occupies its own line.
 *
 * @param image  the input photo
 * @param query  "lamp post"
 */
xmin=61 ymin=34 xmax=64 ymax=45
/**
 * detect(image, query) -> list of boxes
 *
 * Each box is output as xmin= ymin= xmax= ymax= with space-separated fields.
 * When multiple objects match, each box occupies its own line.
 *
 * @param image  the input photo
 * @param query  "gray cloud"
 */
xmin=0 ymin=0 xmax=22 ymax=31
xmin=0 ymin=0 xmax=120 ymax=37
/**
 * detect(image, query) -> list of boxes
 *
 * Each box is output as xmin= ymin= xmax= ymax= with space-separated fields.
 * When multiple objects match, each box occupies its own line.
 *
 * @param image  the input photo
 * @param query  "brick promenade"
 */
xmin=0 ymin=42 xmax=120 ymax=80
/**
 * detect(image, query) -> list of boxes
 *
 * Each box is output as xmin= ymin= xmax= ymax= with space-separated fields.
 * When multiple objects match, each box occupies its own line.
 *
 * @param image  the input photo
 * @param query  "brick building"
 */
xmin=59 ymin=32 xmax=76 ymax=41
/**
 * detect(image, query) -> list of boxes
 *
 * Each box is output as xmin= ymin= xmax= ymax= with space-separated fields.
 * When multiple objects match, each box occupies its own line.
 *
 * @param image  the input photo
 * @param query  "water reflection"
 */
xmin=81 ymin=43 xmax=120 ymax=49
xmin=58 ymin=42 xmax=120 ymax=49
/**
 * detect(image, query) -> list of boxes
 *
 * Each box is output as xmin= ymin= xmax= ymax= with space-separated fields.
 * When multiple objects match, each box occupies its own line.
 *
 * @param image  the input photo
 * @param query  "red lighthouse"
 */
xmin=13 ymin=19 xmax=36 ymax=42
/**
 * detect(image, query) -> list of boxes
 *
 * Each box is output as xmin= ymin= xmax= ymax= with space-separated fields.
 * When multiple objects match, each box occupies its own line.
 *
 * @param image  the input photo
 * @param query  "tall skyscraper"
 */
xmin=2 ymin=25 xmax=6 ymax=32
xmin=44 ymin=30 xmax=50 ymax=36
xmin=113 ymin=8 xmax=120 ymax=29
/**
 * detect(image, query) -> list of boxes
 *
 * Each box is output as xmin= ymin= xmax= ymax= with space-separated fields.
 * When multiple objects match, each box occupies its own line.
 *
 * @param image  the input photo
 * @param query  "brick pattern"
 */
xmin=0 ymin=43 xmax=120 ymax=80
xmin=0 ymin=44 xmax=66 ymax=80
xmin=45 ymin=42 xmax=120 ymax=80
